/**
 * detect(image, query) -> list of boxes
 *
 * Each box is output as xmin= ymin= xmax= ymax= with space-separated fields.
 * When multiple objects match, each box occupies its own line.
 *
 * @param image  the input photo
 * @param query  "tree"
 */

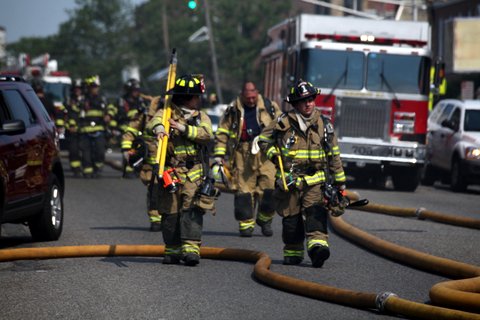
xmin=7 ymin=0 xmax=292 ymax=101
xmin=133 ymin=0 xmax=291 ymax=101
xmin=53 ymin=0 xmax=134 ymax=95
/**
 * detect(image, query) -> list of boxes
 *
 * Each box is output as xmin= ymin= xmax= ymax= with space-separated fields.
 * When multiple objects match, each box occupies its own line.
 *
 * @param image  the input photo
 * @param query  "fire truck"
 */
xmin=1 ymin=53 xmax=72 ymax=107
xmin=261 ymin=14 xmax=434 ymax=191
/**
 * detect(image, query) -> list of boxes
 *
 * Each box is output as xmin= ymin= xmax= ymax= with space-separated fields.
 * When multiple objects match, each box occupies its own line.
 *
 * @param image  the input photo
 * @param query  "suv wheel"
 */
xmin=28 ymin=176 xmax=64 ymax=241
xmin=450 ymin=158 xmax=467 ymax=192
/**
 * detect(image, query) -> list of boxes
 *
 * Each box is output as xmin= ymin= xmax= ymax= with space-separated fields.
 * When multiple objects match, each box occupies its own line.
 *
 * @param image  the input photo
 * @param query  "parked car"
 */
xmin=422 ymin=99 xmax=480 ymax=191
xmin=0 ymin=75 xmax=65 ymax=240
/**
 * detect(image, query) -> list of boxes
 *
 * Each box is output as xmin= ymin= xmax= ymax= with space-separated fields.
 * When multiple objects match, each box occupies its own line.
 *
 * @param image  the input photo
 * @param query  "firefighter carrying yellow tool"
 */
xmin=148 ymin=70 xmax=215 ymax=266
xmin=258 ymin=79 xmax=347 ymax=267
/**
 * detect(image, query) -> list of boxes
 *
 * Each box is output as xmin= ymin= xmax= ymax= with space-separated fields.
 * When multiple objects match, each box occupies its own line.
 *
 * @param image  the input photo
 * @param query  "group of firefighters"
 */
xmin=59 ymin=73 xmax=348 ymax=268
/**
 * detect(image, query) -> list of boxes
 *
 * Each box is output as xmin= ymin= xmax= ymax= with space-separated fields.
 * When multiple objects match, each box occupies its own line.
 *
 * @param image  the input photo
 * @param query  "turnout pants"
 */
xmin=274 ymin=184 xmax=329 ymax=259
xmin=157 ymin=168 xmax=204 ymax=258
xmin=79 ymin=132 xmax=106 ymax=175
xmin=233 ymin=142 xmax=276 ymax=231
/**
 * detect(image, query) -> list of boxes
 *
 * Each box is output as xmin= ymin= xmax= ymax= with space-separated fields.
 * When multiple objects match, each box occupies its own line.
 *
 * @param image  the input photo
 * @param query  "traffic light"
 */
xmin=187 ymin=0 xmax=197 ymax=10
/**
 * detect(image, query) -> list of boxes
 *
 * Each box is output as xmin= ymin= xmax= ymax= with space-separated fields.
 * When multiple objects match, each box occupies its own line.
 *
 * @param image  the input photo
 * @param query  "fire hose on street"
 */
xmin=1 ymin=191 xmax=479 ymax=319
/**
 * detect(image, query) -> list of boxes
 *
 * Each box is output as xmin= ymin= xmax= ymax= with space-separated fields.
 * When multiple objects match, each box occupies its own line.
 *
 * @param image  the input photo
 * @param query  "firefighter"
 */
xmin=258 ymin=80 xmax=346 ymax=267
xmin=213 ymin=81 xmax=281 ymax=237
xmin=147 ymin=74 xmax=214 ymax=266
xmin=121 ymin=88 xmax=164 ymax=232
xmin=31 ymin=79 xmax=60 ymax=123
xmin=79 ymin=75 xmax=115 ymax=178
xmin=119 ymin=78 xmax=150 ymax=178
xmin=65 ymin=79 xmax=85 ymax=177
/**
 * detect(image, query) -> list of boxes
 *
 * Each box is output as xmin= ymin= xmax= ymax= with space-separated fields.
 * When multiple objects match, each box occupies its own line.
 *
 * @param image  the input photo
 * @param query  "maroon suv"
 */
xmin=0 ymin=75 xmax=64 ymax=241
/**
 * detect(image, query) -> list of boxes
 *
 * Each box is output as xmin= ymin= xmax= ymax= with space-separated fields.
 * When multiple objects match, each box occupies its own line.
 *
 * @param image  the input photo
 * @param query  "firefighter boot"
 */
xmin=283 ymin=256 xmax=303 ymax=265
xmin=305 ymin=205 xmax=330 ymax=268
xmin=163 ymin=254 xmax=181 ymax=265
xmin=184 ymin=253 xmax=200 ymax=266
xmin=150 ymin=222 xmax=162 ymax=232
xmin=256 ymin=218 xmax=273 ymax=237
xmin=308 ymin=245 xmax=330 ymax=268
xmin=282 ymin=215 xmax=305 ymax=265
xmin=235 ymin=193 xmax=254 ymax=237
xmin=72 ymin=167 xmax=82 ymax=178
xmin=256 ymin=189 xmax=275 ymax=237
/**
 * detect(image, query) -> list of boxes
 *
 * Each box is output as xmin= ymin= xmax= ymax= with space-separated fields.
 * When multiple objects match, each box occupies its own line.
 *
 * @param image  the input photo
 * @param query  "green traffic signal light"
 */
xmin=188 ymin=0 xmax=197 ymax=9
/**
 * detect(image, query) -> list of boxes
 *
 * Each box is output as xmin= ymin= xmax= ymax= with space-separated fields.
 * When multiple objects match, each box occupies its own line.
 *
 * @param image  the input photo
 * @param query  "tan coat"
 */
xmin=214 ymin=95 xmax=281 ymax=193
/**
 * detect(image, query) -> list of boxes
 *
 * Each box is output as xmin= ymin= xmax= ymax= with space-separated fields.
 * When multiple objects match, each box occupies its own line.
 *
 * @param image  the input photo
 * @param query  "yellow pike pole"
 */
xmin=276 ymin=148 xmax=289 ymax=191
xmin=155 ymin=48 xmax=177 ymax=178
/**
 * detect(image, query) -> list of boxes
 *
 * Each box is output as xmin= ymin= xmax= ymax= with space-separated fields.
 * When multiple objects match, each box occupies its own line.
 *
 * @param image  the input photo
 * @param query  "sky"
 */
xmin=0 ymin=0 xmax=145 ymax=44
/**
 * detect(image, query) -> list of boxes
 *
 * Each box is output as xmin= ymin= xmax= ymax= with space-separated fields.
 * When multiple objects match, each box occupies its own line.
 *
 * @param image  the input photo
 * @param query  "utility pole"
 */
xmin=203 ymin=0 xmax=223 ymax=104
xmin=162 ymin=0 xmax=171 ymax=65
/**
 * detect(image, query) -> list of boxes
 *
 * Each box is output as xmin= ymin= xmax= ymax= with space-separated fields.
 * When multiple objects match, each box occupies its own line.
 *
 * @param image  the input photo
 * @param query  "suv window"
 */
xmin=0 ymin=89 xmax=36 ymax=126
xmin=464 ymin=110 xmax=480 ymax=131
xmin=436 ymin=103 xmax=454 ymax=125
xmin=429 ymin=103 xmax=444 ymax=123
xmin=24 ymin=89 xmax=53 ymax=123
xmin=449 ymin=108 xmax=460 ymax=131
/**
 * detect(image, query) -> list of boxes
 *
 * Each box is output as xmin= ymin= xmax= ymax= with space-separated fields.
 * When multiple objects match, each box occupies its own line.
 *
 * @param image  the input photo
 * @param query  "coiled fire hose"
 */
xmin=1 ymin=190 xmax=479 ymax=319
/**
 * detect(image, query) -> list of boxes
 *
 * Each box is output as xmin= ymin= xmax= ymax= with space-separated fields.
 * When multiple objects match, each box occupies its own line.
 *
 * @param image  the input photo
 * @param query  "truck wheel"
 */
xmin=391 ymin=167 xmax=420 ymax=192
xmin=29 ymin=176 xmax=64 ymax=241
xmin=420 ymin=163 xmax=436 ymax=186
xmin=450 ymin=158 xmax=467 ymax=192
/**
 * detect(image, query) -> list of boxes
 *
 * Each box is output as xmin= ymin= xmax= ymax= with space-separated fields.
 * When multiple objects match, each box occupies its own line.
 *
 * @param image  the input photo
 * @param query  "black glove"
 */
xmin=324 ymin=184 xmax=349 ymax=217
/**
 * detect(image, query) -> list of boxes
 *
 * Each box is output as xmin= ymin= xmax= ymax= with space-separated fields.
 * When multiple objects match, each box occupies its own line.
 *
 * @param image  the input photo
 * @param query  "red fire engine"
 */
xmin=262 ymin=14 xmax=435 ymax=191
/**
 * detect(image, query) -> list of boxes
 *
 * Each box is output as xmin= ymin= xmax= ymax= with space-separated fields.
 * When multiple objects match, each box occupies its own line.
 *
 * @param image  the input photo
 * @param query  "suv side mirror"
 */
xmin=0 ymin=119 xmax=26 ymax=135
xmin=441 ymin=119 xmax=458 ymax=131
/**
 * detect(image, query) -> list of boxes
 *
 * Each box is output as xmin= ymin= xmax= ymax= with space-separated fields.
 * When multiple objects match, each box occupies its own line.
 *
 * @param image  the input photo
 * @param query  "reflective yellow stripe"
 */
xmin=284 ymin=249 xmax=304 ymax=257
xmin=304 ymin=171 xmax=326 ymax=186
xmin=239 ymin=220 xmax=255 ymax=230
xmin=80 ymin=125 xmax=105 ymax=133
xmin=127 ymin=109 xmax=138 ymax=118
xmin=257 ymin=212 xmax=273 ymax=222
xmin=187 ymin=125 xmax=198 ymax=139
xmin=174 ymin=145 xmax=197 ymax=156
xmin=150 ymin=215 xmax=162 ymax=223
xmin=258 ymin=134 xmax=273 ymax=143
xmin=85 ymin=110 xmax=104 ymax=117
xmin=217 ymin=128 xmax=230 ymax=135
xmin=281 ymin=148 xmax=325 ymax=159
xmin=121 ymin=141 xmax=133 ymax=149
xmin=70 ymin=160 xmax=81 ymax=168
xmin=126 ymin=126 xmax=139 ymax=135
xmin=182 ymin=243 xmax=200 ymax=255
xmin=27 ymin=160 xmax=42 ymax=166
xmin=307 ymin=239 xmax=328 ymax=251
xmin=266 ymin=146 xmax=278 ymax=159
xmin=83 ymin=167 xmax=94 ymax=174
xmin=335 ymin=171 xmax=346 ymax=183
xmin=186 ymin=168 xmax=203 ymax=182
xmin=214 ymin=146 xmax=226 ymax=156
xmin=165 ymin=246 xmax=182 ymax=255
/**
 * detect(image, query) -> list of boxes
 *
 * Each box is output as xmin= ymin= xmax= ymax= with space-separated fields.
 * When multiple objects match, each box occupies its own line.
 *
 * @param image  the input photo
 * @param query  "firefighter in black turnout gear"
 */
xmin=65 ymin=79 xmax=85 ymax=177
xmin=258 ymin=80 xmax=347 ymax=268
xmin=79 ymin=76 xmax=116 ymax=178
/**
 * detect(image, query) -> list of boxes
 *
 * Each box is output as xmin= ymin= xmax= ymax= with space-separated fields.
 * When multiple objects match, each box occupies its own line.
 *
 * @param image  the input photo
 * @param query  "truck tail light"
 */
xmin=393 ymin=112 xmax=415 ymax=134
